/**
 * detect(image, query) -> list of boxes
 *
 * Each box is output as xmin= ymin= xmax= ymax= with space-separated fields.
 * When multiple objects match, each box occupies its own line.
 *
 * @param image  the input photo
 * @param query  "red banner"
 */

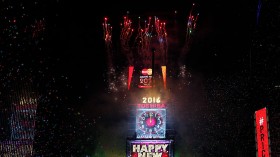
xmin=255 ymin=107 xmax=270 ymax=157
xmin=128 ymin=66 xmax=134 ymax=90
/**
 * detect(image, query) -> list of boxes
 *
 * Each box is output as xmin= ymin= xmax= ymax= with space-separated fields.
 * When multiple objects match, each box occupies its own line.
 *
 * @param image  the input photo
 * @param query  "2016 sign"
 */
xmin=142 ymin=97 xmax=161 ymax=103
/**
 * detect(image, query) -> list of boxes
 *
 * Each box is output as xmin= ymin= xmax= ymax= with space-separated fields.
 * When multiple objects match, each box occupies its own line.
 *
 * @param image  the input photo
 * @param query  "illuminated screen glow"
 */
xmin=126 ymin=139 xmax=174 ymax=157
xmin=128 ymin=66 xmax=134 ymax=90
xmin=161 ymin=66 xmax=166 ymax=89
xmin=138 ymin=68 xmax=153 ymax=88
xmin=0 ymin=140 xmax=33 ymax=156
xmin=255 ymin=107 xmax=270 ymax=157
xmin=11 ymin=99 xmax=37 ymax=141
xmin=137 ymin=103 xmax=166 ymax=109
xmin=136 ymin=109 xmax=166 ymax=139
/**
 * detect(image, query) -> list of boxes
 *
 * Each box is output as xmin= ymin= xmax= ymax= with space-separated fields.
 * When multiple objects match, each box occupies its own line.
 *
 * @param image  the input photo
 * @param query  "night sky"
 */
xmin=1 ymin=0 xmax=280 ymax=156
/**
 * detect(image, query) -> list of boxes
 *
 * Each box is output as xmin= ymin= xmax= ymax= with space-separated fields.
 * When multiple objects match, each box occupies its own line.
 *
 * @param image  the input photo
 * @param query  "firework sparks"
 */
xmin=102 ymin=17 xmax=118 ymax=93
xmin=154 ymin=16 xmax=168 ymax=65
xmin=186 ymin=3 xmax=199 ymax=43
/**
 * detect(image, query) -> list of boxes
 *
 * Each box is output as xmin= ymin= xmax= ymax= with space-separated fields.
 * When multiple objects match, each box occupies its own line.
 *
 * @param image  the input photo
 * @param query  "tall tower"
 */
xmin=103 ymin=10 xmax=198 ymax=157
xmin=126 ymin=65 xmax=174 ymax=157
xmin=126 ymin=43 xmax=174 ymax=156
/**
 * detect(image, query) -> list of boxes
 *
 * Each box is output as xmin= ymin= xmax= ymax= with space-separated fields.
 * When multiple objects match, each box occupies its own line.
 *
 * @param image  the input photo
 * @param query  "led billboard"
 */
xmin=255 ymin=107 xmax=270 ymax=157
xmin=126 ymin=139 xmax=174 ymax=157
xmin=138 ymin=68 xmax=153 ymax=88
xmin=136 ymin=108 xmax=166 ymax=139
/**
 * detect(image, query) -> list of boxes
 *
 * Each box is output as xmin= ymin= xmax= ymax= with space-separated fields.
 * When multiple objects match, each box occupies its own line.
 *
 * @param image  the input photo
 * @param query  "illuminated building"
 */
xmin=0 ymin=83 xmax=38 ymax=156
xmin=102 ymin=6 xmax=199 ymax=156
xmin=123 ymin=17 xmax=175 ymax=156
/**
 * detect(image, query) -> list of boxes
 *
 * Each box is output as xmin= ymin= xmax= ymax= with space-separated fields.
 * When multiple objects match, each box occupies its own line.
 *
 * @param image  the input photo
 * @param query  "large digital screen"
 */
xmin=138 ymin=68 xmax=153 ymax=88
xmin=126 ymin=139 xmax=174 ymax=157
xmin=136 ymin=108 xmax=166 ymax=139
xmin=255 ymin=107 xmax=270 ymax=157
xmin=11 ymin=101 xmax=37 ymax=141
xmin=0 ymin=140 xmax=33 ymax=156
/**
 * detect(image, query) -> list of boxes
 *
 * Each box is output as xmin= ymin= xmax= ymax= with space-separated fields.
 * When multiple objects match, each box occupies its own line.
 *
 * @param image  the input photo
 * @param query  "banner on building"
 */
xmin=255 ymin=107 xmax=270 ymax=157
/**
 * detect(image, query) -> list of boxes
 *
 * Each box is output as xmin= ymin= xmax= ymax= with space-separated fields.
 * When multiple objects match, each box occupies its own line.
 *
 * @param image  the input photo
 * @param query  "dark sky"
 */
xmin=48 ymin=0 xmax=258 ymax=116
xmin=1 ymin=0 xmax=279 ymax=156
xmin=51 ymin=0 xmax=256 ymax=89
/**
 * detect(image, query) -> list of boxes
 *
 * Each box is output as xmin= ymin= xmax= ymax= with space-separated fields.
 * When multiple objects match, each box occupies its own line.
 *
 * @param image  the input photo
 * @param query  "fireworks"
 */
xmin=102 ymin=17 xmax=112 ymax=50
xmin=102 ymin=13 xmax=178 ymax=94
xmin=101 ymin=5 xmax=201 ymax=156
xmin=186 ymin=3 xmax=199 ymax=41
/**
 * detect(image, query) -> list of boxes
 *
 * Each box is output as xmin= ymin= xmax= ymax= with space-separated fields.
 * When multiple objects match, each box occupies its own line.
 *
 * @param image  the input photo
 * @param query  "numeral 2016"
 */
xmin=142 ymin=97 xmax=160 ymax=103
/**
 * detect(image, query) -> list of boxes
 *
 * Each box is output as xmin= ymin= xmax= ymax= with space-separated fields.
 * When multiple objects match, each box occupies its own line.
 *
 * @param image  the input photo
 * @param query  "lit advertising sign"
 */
xmin=137 ymin=103 xmax=166 ymax=109
xmin=142 ymin=68 xmax=153 ymax=76
xmin=136 ymin=109 xmax=166 ymax=139
xmin=126 ymin=139 xmax=174 ymax=157
xmin=0 ymin=140 xmax=33 ymax=156
xmin=137 ymin=96 xmax=165 ymax=108
xmin=255 ymin=107 xmax=270 ymax=157
xmin=142 ymin=96 xmax=161 ymax=104
xmin=138 ymin=68 xmax=153 ymax=88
